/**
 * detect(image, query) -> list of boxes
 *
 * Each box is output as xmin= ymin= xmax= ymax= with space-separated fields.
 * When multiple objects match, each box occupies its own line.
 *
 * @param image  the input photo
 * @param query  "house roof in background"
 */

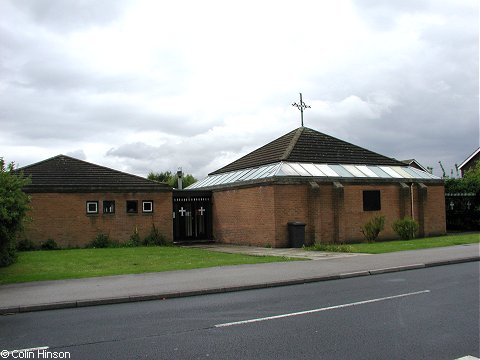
xmin=401 ymin=159 xmax=428 ymax=172
xmin=458 ymin=147 xmax=480 ymax=169
xmin=15 ymin=155 xmax=170 ymax=192
xmin=210 ymin=127 xmax=405 ymax=175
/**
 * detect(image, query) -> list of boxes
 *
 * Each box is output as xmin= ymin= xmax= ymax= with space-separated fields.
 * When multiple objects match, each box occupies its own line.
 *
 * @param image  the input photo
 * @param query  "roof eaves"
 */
xmin=22 ymin=184 xmax=172 ymax=193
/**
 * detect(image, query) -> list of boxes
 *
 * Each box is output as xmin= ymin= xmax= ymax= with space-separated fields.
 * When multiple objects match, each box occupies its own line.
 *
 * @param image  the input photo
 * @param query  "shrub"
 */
xmin=361 ymin=215 xmax=385 ymax=242
xmin=40 ymin=238 xmax=60 ymax=250
xmin=88 ymin=233 xmax=118 ymax=248
xmin=392 ymin=217 xmax=419 ymax=240
xmin=125 ymin=227 xmax=141 ymax=247
xmin=143 ymin=224 xmax=167 ymax=246
xmin=0 ymin=158 xmax=31 ymax=266
xmin=16 ymin=239 xmax=37 ymax=251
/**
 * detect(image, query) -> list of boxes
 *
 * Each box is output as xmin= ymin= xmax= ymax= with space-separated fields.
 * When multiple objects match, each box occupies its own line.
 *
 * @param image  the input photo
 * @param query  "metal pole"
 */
xmin=292 ymin=93 xmax=310 ymax=127
xmin=300 ymin=93 xmax=304 ymax=126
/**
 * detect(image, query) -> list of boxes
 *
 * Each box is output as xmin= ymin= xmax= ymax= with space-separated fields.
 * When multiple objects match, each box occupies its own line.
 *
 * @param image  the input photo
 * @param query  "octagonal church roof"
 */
xmin=188 ymin=127 xmax=440 ymax=190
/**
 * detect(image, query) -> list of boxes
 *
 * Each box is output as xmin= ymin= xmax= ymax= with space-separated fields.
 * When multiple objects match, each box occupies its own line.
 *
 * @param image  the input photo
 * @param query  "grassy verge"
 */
xmin=305 ymin=233 xmax=479 ymax=254
xmin=0 ymin=246 xmax=301 ymax=285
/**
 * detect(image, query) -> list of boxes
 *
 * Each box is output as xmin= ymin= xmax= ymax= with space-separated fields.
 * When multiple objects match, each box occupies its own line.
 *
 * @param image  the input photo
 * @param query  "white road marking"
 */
xmin=215 ymin=290 xmax=431 ymax=328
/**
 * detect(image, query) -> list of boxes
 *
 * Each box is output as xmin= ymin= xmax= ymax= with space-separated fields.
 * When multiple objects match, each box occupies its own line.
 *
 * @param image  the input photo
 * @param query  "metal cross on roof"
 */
xmin=292 ymin=93 xmax=311 ymax=127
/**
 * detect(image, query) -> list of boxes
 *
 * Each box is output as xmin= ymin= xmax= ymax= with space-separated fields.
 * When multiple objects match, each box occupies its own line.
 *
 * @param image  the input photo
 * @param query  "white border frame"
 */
xmin=142 ymin=200 xmax=153 ymax=213
xmin=86 ymin=201 xmax=98 ymax=214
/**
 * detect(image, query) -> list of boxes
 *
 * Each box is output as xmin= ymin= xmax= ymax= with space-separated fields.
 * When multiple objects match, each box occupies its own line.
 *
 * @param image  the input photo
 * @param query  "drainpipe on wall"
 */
xmin=410 ymin=183 xmax=415 ymax=221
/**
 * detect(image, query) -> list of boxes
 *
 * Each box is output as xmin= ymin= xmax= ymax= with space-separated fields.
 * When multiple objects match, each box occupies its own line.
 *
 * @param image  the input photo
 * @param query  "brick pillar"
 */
xmin=399 ymin=182 xmax=410 ymax=219
xmin=418 ymin=183 xmax=428 ymax=237
xmin=307 ymin=181 xmax=320 ymax=245
xmin=333 ymin=181 xmax=344 ymax=243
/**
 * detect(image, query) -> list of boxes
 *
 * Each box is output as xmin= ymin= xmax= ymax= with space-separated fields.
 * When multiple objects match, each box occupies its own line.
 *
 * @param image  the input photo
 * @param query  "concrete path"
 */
xmin=186 ymin=244 xmax=366 ymax=260
xmin=0 ymin=243 xmax=478 ymax=314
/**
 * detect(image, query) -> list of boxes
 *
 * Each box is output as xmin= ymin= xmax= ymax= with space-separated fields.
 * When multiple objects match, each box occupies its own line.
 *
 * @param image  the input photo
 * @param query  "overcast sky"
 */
xmin=1 ymin=0 xmax=478 ymax=179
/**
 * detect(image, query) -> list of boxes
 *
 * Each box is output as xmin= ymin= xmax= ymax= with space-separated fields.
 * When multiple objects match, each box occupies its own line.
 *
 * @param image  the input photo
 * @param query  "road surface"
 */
xmin=0 ymin=262 xmax=478 ymax=359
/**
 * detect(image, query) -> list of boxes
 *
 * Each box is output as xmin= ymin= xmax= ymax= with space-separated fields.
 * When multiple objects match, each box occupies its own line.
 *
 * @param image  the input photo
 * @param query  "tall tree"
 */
xmin=147 ymin=171 xmax=197 ymax=189
xmin=0 ymin=158 xmax=31 ymax=266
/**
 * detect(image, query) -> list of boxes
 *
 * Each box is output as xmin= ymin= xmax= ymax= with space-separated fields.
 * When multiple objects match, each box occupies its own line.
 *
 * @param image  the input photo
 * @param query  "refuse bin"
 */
xmin=288 ymin=222 xmax=306 ymax=248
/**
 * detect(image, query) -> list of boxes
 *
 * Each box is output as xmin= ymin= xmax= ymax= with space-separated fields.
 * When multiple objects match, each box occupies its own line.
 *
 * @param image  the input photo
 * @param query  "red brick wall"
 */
xmin=212 ymin=186 xmax=276 ymax=247
xmin=423 ymin=184 xmax=446 ymax=236
xmin=22 ymin=191 xmax=173 ymax=247
xmin=273 ymin=184 xmax=308 ymax=247
xmin=317 ymin=184 xmax=335 ymax=243
xmin=211 ymin=181 xmax=446 ymax=247
xmin=342 ymin=184 xmax=402 ymax=242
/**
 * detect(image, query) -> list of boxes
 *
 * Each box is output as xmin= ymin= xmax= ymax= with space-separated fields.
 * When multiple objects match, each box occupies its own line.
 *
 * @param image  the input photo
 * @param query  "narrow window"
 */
xmin=86 ymin=201 xmax=98 ymax=214
xmin=103 ymin=200 xmax=115 ymax=214
xmin=126 ymin=200 xmax=138 ymax=213
xmin=363 ymin=190 xmax=381 ymax=211
xmin=143 ymin=200 xmax=154 ymax=213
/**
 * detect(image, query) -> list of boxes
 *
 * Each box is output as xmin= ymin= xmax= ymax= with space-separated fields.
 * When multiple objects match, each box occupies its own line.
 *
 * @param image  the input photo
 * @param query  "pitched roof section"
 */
xmin=401 ymin=159 xmax=428 ymax=172
xmin=16 ymin=155 xmax=170 ymax=192
xmin=210 ymin=127 xmax=405 ymax=175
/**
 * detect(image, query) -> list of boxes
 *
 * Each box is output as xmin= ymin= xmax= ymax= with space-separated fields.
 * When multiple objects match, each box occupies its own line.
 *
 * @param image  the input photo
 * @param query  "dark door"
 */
xmin=173 ymin=191 xmax=212 ymax=242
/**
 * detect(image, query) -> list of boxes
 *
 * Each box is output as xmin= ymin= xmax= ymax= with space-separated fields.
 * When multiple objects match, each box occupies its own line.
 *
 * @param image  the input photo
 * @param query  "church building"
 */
xmin=188 ymin=126 xmax=446 ymax=247
xmin=16 ymin=126 xmax=445 ymax=248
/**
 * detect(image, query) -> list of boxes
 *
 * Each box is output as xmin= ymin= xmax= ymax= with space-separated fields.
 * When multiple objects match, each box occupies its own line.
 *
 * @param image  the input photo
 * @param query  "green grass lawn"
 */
xmin=306 ymin=233 xmax=479 ymax=254
xmin=0 ymin=246 xmax=300 ymax=285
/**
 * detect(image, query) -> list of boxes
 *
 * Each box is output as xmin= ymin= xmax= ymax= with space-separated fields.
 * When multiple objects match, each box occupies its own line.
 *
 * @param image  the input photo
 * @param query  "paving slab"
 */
xmin=187 ymin=244 xmax=367 ymax=260
xmin=0 ymin=243 xmax=478 ymax=314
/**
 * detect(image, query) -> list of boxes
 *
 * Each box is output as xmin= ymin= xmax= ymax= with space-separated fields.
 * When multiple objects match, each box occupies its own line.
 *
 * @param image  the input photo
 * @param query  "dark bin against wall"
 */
xmin=288 ymin=222 xmax=306 ymax=248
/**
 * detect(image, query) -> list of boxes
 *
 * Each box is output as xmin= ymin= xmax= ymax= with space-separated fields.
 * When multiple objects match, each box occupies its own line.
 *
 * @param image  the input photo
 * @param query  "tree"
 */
xmin=147 ymin=171 xmax=173 ymax=184
xmin=0 ymin=158 xmax=31 ymax=266
xmin=147 ymin=171 xmax=197 ymax=189
xmin=445 ymin=161 xmax=480 ymax=194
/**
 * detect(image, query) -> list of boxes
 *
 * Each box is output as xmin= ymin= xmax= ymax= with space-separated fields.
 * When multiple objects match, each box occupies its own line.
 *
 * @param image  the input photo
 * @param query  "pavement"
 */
xmin=0 ymin=243 xmax=478 ymax=315
xmin=187 ymin=244 xmax=367 ymax=260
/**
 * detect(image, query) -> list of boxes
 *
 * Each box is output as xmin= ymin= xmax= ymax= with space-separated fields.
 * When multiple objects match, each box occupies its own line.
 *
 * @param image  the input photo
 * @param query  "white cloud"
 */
xmin=0 ymin=0 xmax=477 ymax=179
xmin=66 ymin=149 xmax=87 ymax=160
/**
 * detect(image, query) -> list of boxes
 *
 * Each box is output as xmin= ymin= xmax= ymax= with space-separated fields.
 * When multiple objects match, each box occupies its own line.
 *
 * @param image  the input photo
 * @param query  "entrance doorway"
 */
xmin=173 ymin=190 xmax=212 ymax=242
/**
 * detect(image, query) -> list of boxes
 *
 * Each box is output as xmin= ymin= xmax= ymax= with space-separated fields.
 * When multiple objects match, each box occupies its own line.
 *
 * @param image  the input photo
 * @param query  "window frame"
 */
xmin=86 ymin=201 xmax=99 ymax=214
xmin=126 ymin=200 xmax=138 ymax=214
xmin=103 ymin=200 xmax=115 ymax=214
xmin=363 ymin=190 xmax=381 ymax=211
xmin=142 ymin=200 xmax=154 ymax=213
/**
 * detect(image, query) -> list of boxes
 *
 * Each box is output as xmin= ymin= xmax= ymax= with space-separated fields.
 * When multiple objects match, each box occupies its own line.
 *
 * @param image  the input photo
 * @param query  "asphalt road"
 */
xmin=0 ymin=262 xmax=478 ymax=360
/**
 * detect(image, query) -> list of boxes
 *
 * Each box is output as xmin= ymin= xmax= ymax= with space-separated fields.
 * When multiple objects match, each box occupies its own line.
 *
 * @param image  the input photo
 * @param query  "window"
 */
xmin=363 ymin=190 xmax=381 ymax=211
xmin=143 ymin=200 xmax=154 ymax=213
xmin=86 ymin=201 xmax=98 ymax=214
xmin=126 ymin=200 xmax=138 ymax=213
xmin=103 ymin=200 xmax=115 ymax=214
